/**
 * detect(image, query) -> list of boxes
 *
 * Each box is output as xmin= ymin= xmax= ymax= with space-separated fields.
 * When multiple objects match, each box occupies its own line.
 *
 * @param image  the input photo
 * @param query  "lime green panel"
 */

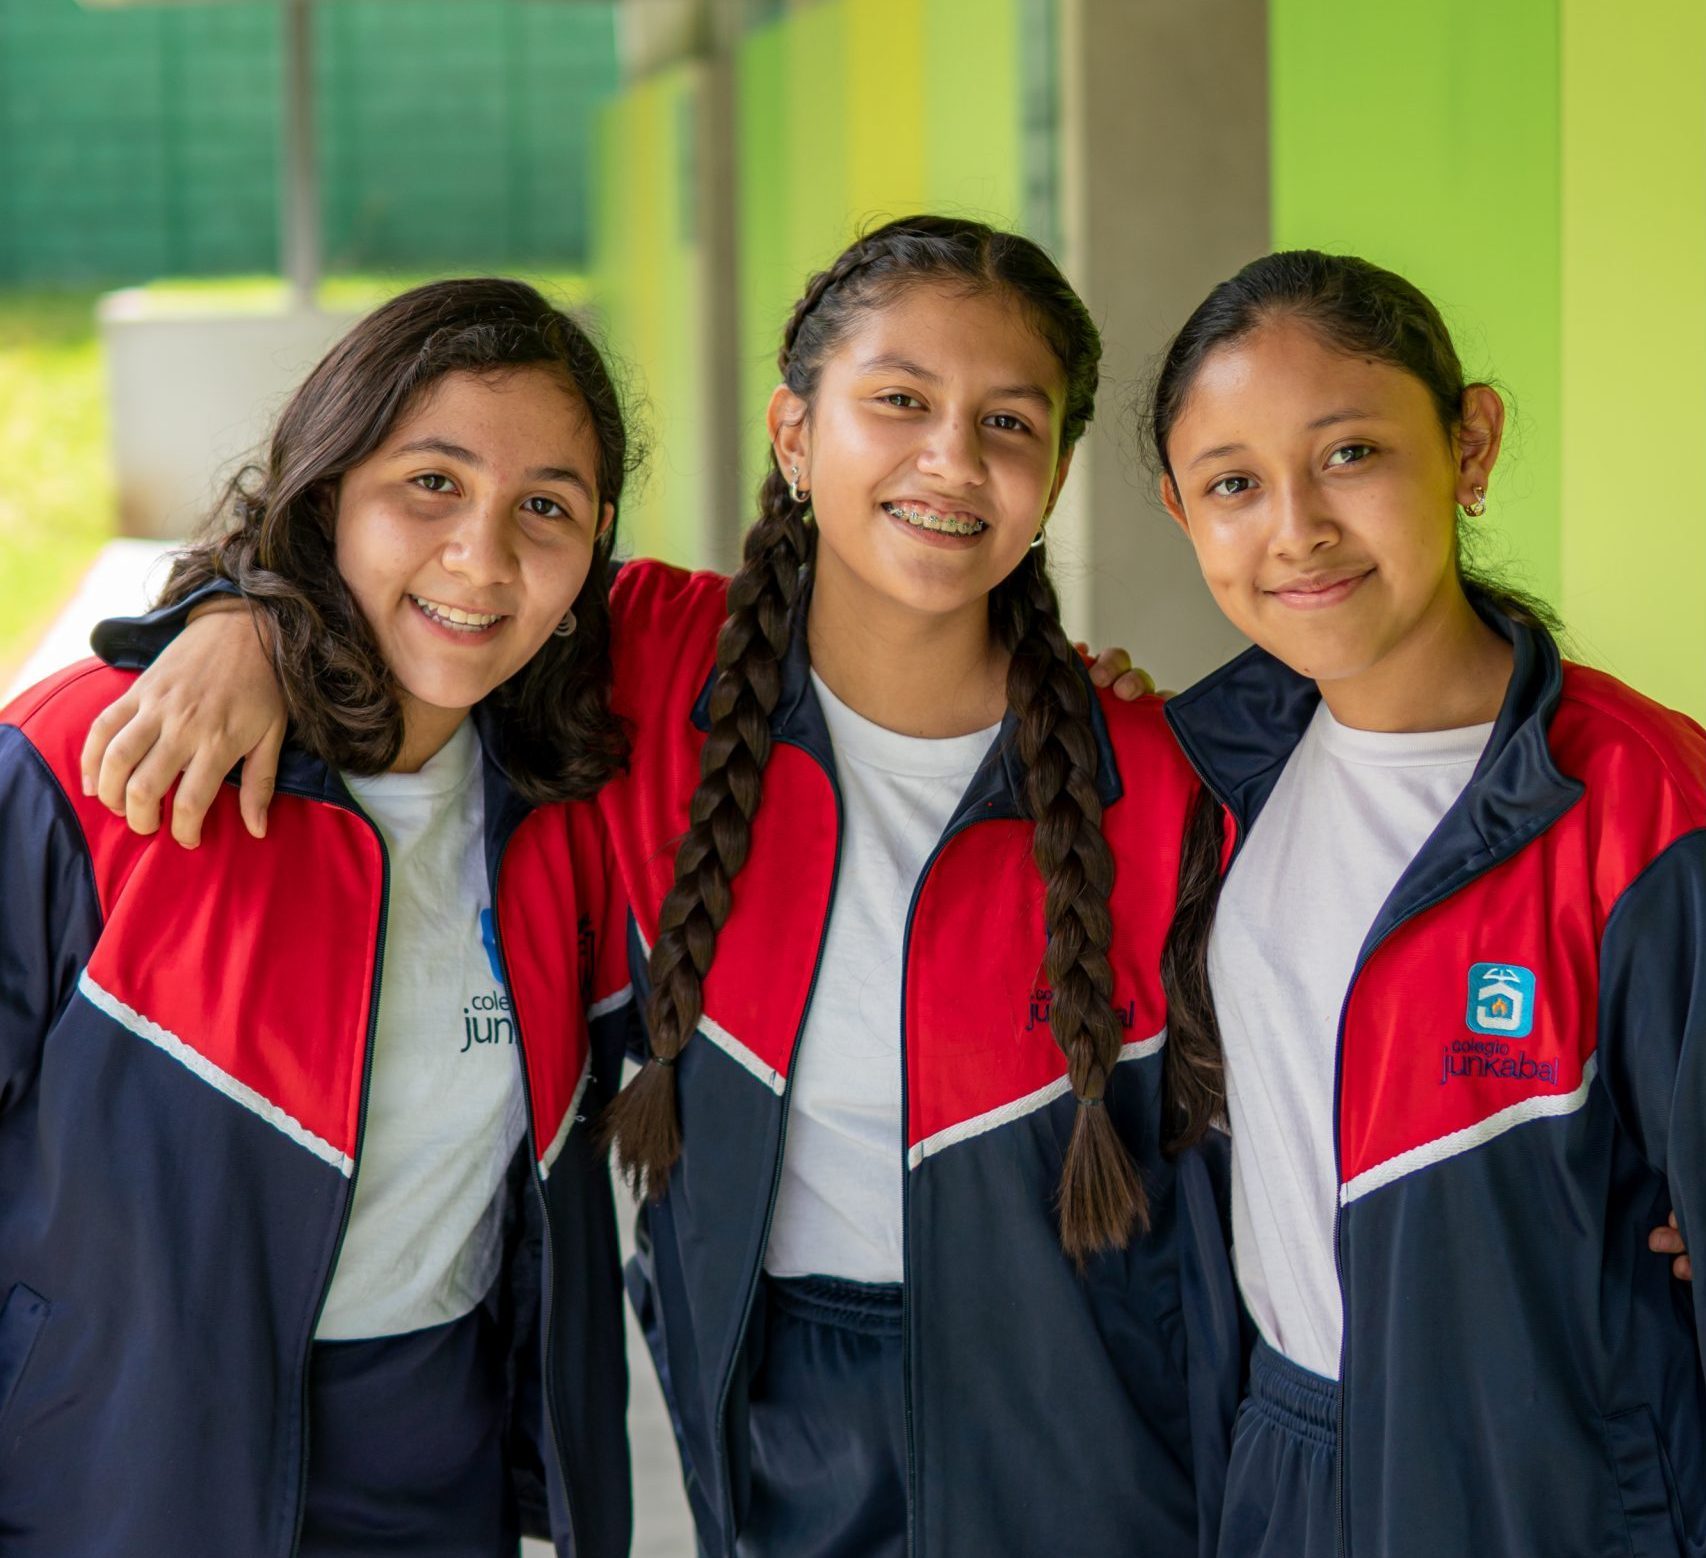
xmin=592 ymin=67 xmax=703 ymax=564
xmin=782 ymin=2 xmax=853 ymax=288
xmin=1560 ymin=0 xmax=1706 ymax=718
xmin=845 ymin=0 xmax=927 ymax=224
xmin=923 ymin=0 xmax=1024 ymax=224
xmin=1270 ymin=0 xmax=1562 ymax=607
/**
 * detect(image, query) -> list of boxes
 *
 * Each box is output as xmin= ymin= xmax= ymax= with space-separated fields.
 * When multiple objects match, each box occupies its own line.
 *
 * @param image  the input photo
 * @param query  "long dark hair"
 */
xmin=159 ymin=277 xmax=639 ymax=803
xmin=1148 ymin=248 xmax=1559 ymax=1152
xmin=603 ymin=214 xmax=1148 ymax=1263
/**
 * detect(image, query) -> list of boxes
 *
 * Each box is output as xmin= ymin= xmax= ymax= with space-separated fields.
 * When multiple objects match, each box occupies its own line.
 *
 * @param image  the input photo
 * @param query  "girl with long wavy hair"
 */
xmin=0 ymin=279 xmax=640 ymax=1558
xmin=72 ymin=219 xmax=1239 ymax=1558
xmin=1151 ymin=251 xmax=1706 ymax=1558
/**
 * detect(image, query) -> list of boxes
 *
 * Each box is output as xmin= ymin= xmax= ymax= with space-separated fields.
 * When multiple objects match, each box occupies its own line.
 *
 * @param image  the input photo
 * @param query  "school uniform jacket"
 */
xmin=0 ymin=657 xmax=635 ymax=1558
xmin=1164 ymin=608 xmax=1706 ymax=1558
xmin=601 ymin=559 xmax=1242 ymax=1558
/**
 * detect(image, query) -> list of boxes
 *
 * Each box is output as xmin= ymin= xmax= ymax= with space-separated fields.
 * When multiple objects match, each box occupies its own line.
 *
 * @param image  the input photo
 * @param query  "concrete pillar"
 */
xmin=1058 ymin=0 xmax=1268 ymax=687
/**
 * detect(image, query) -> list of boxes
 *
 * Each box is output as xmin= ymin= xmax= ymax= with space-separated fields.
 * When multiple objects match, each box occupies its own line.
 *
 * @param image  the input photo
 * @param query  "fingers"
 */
xmin=94 ymin=707 xmax=167 ymax=821
xmin=1085 ymin=646 xmax=1133 ymax=688
xmin=81 ymin=688 xmax=143 ymax=797
xmin=1650 ymin=1213 xmax=1693 ymax=1281
xmin=170 ymin=751 xmax=229 ymax=850
xmin=1112 ymin=666 xmax=1157 ymax=701
xmin=122 ymin=735 xmax=193 ymax=838
xmin=239 ymin=719 xmax=286 ymax=841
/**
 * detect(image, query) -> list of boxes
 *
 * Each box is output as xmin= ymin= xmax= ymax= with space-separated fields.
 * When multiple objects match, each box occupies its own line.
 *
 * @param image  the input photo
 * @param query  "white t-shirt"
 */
xmin=762 ymin=672 xmax=1000 ymax=1283
xmin=1207 ymin=700 xmax=1492 ymax=1379
xmin=317 ymin=720 xmax=527 ymax=1340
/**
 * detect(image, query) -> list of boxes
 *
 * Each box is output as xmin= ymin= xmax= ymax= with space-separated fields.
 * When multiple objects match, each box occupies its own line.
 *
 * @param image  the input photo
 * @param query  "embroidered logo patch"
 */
xmin=1465 ymin=963 xmax=1535 ymax=1039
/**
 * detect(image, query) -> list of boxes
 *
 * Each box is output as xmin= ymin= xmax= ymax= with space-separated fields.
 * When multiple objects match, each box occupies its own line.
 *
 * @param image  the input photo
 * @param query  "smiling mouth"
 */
xmin=1265 ymin=569 xmax=1374 ymax=604
xmin=410 ymin=595 xmax=507 ymax=632
xmin=882 ymin=500 xmax=987 ymax=536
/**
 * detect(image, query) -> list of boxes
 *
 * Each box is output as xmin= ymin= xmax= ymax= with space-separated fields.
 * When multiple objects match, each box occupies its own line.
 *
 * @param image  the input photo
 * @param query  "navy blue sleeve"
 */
xmin=89 ymin=578 xmax=241 ymax=671
xmin=1599 ymin=828 xmax=1706 ymax=1342
xmin=0 ymin=726 xmax=104 ymax=1114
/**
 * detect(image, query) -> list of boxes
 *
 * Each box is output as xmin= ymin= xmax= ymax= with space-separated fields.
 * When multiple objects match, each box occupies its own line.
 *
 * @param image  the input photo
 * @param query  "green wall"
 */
xmin=1271 ymin=0 xmax=1705 ymax=719
xmin=597 ymin=0 xmax=1034 ymax=562
xmin=592 ymin=63 xmax=706 ymax=563
xmin=1559 ymin=0 xmax=1706 ymax=718
xmin=0 ymin=0 xmax=617 ymax=285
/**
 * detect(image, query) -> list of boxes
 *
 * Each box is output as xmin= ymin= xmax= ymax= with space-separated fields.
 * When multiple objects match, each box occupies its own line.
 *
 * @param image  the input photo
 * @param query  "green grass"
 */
xmin=0 ymin=269 xmax=589 ymax=684
xmin=0 ymin=288 xmax=112 ymax=685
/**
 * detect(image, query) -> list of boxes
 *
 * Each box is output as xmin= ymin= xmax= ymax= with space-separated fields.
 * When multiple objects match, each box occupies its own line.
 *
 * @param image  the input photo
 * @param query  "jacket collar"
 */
xmin=690 ymin=589 xmax=1122 ymax=823
xmin=268 ymin=705 xmax=533 ymax=879
xmin=1165 ymin=599 xmax=1584 ymax=941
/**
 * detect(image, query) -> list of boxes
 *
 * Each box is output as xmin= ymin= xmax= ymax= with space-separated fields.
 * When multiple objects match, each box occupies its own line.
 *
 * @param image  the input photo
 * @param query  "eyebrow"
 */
xmin=1185 ymin=408 xmax=1387 ymax=468
xmin=392 ymin=437 xmax=595 ymax=499
xmin=856 ymin=353 xmax=1058 ymax=412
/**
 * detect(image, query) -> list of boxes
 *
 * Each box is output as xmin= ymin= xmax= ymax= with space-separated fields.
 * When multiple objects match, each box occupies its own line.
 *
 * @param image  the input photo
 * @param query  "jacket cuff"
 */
xmin=90 ymin=578 xmax=243 ymax=671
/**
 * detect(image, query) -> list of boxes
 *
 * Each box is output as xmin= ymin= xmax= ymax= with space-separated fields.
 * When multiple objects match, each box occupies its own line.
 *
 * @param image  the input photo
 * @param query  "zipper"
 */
xmin=1329 ymin=859 xmax=1519 ymax=1558
xmin=487 ymin=829 xmax=573 ymax=1548
xmin=288 ymin=790 xmax=390 ymax=1557
xmin=895 ymin=800 xmax=1013 ymax=1558
xmin=711 ymin=738 xmax=845 ymax=1553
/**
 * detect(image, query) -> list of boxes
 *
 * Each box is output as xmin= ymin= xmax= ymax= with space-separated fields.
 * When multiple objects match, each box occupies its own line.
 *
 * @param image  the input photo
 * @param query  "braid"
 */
xmin=1158 ymin=785 xmax=1229 ymax=1152
xmin=1001 ymin=550 xmax=1149 ymax=1265
xmin=603 ymin=466 xmax=817 ymax=1198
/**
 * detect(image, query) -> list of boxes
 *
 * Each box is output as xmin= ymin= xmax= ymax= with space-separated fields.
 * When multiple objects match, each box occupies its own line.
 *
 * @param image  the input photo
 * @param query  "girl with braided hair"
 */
xmin=74 ymin=220 xmax=1235 ymax=1558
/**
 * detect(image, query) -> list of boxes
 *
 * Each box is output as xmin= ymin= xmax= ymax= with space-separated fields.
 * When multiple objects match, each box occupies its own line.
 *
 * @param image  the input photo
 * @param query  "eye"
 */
xmin=1326 ymin=443 xmax=1373 ymax=468
xmin=522 ymin=495 xmax=570 ymax=520
xmin=413 ymin=472 xmax=456 ymax=494
xmin=1208 ymin=475 xmax=1253 ymax=498
xmin=878 ymin=392 xmax=924 ymax=410
xmin=986 ymin=413 xmax=1029 ymax=434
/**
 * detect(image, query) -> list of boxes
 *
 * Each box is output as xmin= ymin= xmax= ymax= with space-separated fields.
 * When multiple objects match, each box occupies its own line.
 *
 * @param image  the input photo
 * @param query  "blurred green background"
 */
xmin=3 ymin=0 xmax=1702 ymax=721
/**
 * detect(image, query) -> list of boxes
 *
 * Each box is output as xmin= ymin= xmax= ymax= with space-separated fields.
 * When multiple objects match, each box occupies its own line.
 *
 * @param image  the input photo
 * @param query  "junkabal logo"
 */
xmin=480 ymin=908 xmax=505 ymax=984
xmin=1465 ymin=963 xmax=1535 ymax=1039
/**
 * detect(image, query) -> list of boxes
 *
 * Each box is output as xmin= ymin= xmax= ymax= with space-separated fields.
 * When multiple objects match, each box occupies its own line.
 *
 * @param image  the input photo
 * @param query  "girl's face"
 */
xmin=335 ymin=366 xmax=611 ymax=761
xmin=770 ymin=282 xmax=1073 ymax=624
xmin=1160 ymin=316 xmax=1502 ymax=687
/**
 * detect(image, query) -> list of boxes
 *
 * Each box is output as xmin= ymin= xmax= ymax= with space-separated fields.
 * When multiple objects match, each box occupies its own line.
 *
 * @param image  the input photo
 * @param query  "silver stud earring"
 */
xmin=1464 ymin=486 xmax=1487 ymax=518
xmin=788 ymin=462 xmax=809 ymax=505
xmin=553 ymin=608 xmax=577 ymax=638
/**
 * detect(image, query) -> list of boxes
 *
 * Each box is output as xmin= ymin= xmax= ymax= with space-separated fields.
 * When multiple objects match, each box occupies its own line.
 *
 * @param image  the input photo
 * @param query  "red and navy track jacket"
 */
xmin=1164 ymin=607 xmax=1706 ymax=1558
xmin=600 ymin=560 xmax=1242 ymax=1558
xmin=0 ymin=658 xmax=635 ymax=1558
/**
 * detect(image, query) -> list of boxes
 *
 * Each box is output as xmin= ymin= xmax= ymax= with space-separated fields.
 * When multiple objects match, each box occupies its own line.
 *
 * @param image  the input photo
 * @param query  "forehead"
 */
xmin=1172 ymin=317 xmax=1438 ymax=443
xmin=833 ymin=282 xmax=1066 ymax=396
xmin=383 ymin=366 xmax=593 ymax=452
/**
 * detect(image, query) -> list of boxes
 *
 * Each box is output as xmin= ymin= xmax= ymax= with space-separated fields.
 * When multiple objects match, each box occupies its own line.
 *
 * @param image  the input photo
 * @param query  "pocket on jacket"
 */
xmin=0 ymin=1282 xmax=49 ymax=1423
xmin=1602 ymin=1405 xmax=1683 ymax=1558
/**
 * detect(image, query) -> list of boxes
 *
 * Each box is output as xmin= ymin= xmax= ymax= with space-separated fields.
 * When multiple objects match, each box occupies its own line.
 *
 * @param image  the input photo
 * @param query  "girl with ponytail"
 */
xmin=1149 ymin=251 xmax=1706 ymax=1557
xmin=72 ymin=218 xmax=1236 ymax=1558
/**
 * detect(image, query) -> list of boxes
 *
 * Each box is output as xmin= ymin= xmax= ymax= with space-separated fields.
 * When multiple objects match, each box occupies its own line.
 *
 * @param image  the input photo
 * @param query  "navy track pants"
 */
xmin=1216 ymin=1339 xmax=1338 ymax=1558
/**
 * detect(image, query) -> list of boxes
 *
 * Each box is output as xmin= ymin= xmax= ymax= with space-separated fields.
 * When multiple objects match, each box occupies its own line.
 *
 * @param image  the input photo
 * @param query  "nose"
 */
xmin=917 ymin=410 xmax=987 ymax=490
xmin=1269 ymin=476 xmax=1338 ymax=560
xmin=442 ymin=495 xmax=520 ymax=587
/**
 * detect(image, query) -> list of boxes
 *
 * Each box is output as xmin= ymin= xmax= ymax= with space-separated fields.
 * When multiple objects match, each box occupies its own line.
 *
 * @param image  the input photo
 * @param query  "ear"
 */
xmin=1042 ymin=445 xmax=1077 ymax=519
xmin=1158 ymin=473 xmax=1191 ymax=538
xmin=1455 ymin=384 xmax=1506 ymax=505
xmin=767 ymin=382 xmax=811 ymax=486
xmin=596 ymin=500 xmax=615 ymax=541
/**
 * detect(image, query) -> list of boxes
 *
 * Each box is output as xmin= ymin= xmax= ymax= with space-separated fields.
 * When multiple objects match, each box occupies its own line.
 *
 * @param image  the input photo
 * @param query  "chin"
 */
xmin=397 ymin=670 xmax=504 ymax=714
